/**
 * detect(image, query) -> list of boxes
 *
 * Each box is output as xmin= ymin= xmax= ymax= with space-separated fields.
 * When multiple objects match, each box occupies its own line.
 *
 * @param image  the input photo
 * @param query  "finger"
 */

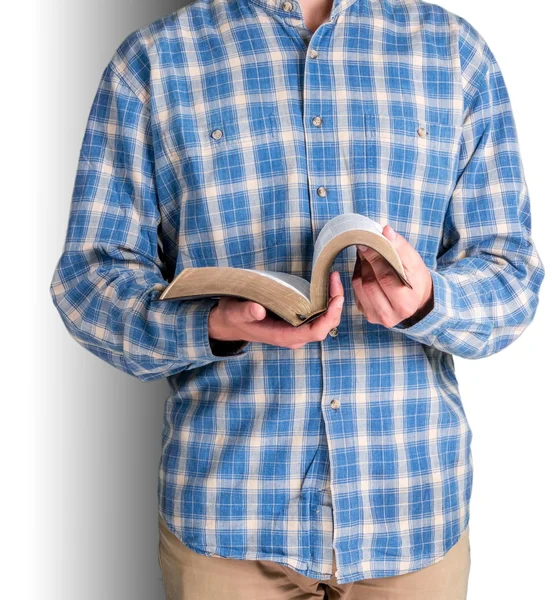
xmin=327 ymin=270 xmax=344 ymax=304
xmin=353 ymin=290 xmax=367 ymax=318
xmin=358 ymin=254 xmax=397 ymax=325
xmin=356 ymin=242 xmax=403 ymax=299
xmin=234 ymin=300 xmax=304 ymax=347
xmin=306 ymin=271 xmax=344 ymax=338
xmin=322 ymin=271 xmax=345 ymax=323
xmin=330 ymin=268 xmax=345 ymax=299
xmin=351 ymin=251 xmax=378 ymax=322
xmin=357 ymin=224 xmax=421 ymax=286
xmin=215 ymin=297 xmax=267 ymax=331
xmin=241 ymin=300 xmax=267 ymax=322
xmin=381 ymin=223 xmax=423 ymax=274
xmin=359 ymin=246 xmax=414 ymax=314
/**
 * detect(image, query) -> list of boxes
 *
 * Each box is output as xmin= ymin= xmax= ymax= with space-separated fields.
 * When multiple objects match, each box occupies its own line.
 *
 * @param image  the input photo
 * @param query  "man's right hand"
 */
xmin=207 ymin=271 xmax=345 ymax=350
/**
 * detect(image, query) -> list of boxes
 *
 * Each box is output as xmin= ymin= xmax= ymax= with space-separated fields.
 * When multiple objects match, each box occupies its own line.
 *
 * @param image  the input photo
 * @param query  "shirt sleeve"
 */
xmin=49 ymin=49 xmax=251 ymax=382
xmin=388 ymin=17 xmax=546 ymax=359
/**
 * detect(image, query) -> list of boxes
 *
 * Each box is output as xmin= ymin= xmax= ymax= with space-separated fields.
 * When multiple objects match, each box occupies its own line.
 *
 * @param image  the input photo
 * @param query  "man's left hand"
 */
xmin=352 ymin=224 xmax=434 ymax=328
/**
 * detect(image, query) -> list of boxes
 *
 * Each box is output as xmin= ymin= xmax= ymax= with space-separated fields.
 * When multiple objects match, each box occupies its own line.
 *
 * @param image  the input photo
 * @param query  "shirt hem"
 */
xmin=335 ymin=517 xmax=471 ymax=583
xmin=158 ymin=510 xmax=470 ymax=584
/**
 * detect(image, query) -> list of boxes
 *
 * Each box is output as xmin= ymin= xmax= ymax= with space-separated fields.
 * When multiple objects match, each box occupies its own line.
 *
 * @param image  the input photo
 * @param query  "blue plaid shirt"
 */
xmin=50 ymin=0 xmax=545 ymax=584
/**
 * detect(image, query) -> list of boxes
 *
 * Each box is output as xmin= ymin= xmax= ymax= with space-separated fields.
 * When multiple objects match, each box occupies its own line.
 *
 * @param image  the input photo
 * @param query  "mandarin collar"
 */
xmin=242 ymin=0 xmax=361 ymax=22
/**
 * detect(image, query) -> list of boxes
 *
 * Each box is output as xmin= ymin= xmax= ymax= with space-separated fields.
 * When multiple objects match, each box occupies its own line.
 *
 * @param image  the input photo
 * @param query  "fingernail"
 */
xmin=357 ymin=245 xmax=368 ymax=252
xmin=387 ymin=225 xmax=396 ymax=240
xmin=336 ymin=297 xmax=344 ymax=308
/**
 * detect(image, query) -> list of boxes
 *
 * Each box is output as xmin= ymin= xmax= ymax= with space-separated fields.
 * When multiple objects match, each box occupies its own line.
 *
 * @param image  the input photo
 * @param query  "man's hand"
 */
xmin=352 ymin=224 xmax=434 ymax=328
xmin=208 ymin=271 xmax=345 ymax=349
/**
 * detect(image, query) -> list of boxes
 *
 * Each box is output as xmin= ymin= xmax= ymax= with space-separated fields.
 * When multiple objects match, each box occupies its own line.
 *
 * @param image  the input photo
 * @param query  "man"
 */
xmin=50 ymin=0 xmax=545 ymax=598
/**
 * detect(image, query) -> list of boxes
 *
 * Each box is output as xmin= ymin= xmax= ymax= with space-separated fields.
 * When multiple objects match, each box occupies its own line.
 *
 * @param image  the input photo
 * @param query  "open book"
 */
xmin=157 ymin=213 xmax=412 ymax=326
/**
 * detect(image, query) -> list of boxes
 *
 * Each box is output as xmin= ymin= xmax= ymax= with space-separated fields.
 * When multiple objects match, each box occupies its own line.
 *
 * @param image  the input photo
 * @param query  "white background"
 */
xmin=4 ymin=1 xmax=550 ymax=598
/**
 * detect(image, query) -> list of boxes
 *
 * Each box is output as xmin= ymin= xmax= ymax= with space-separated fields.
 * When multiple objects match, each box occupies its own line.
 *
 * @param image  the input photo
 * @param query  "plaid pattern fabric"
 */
xmin=50 ymin=0 xmax=545 ymax=584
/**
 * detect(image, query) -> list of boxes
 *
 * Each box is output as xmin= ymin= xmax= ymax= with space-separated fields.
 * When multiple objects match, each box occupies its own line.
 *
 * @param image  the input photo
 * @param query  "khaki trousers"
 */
xmin=158 ymin=514 xmax=470 ymax=600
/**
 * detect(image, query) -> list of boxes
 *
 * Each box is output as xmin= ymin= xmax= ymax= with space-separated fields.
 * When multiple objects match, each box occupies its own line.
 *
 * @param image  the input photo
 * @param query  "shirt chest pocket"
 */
xmin=160 ymin=105 xmax=286 ymax=267
xmin=358 ymin=113 xmax=461 ymax=195
xmin=352 ymin=112 xmax=461 ymax=249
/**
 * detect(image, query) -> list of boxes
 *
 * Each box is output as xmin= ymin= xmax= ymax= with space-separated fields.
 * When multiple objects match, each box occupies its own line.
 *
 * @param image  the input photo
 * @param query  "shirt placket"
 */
xmin=275 ymin=0 xmax=360 ymax=579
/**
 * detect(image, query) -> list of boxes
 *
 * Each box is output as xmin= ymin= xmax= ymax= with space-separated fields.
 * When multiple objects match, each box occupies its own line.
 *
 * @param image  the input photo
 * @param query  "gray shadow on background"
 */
xmin=40 ymin=2 xmax=190 ymax=599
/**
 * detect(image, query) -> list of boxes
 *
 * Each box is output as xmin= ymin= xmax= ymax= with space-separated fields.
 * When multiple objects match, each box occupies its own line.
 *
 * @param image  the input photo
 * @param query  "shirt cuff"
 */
xmin=388 ymin=269 xmax=454 ymax=341
xmin=176 ymin=297 xmax=251 ymax=363
xmin=208 ymin=337 xmax=251 ymax=356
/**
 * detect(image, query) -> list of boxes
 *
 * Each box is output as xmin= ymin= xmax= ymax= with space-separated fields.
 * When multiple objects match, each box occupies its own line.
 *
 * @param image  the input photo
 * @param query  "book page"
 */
xmin=242 ymin=269 xmax=311 ymax=301
xmin=312 ymin=213 xmax=384 ymax=267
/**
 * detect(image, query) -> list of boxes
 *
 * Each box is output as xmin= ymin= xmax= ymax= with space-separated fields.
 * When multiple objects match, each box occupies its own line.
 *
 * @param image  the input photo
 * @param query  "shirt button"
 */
xmin=417 ymin=127 xmax=427 ymax=138
xmin=312 ymin=116 xmax=323 ymax=127
xmin=309 ymin=48 xmax=319 ymax=59
xmin=330 ymin=399 xmax=341 ymax=409
xmin=329 ymin=327 xmax=338 ymax=337
xmin=317 ymin=186 xmax=327 ymax=197
xmin=282 ymin=1 xmax=293 ymax=11
xmin=211 ymin=129 xmax=223 ymax=140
